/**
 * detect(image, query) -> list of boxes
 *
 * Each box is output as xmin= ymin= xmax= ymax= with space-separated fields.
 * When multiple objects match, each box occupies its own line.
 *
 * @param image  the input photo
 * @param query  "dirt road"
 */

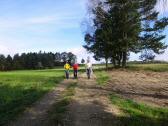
xmin=7 ymin=73 xmax=120 ymax=126
xmin=65 ymin=73 xmax=120 ymax=126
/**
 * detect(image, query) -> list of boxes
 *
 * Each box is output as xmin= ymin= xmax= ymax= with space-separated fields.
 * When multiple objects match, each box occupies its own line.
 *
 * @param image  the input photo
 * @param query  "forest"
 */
xmin=0 ymin=51 xmax=76 ymax=70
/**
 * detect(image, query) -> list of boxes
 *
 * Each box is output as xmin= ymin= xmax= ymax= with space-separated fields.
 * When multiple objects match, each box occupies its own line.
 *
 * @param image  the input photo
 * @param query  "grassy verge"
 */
xmin=48 ymin=82 xmax=77 ymax=125
xmin=127 ymin=63 xmax=168 ymax=72
xmin=95 ymin=71 xmax=110 ymax=86
xmin=86 ymin=63 xmax=168 ymax=72
xmin=109 ymin=93 xmax=168 ymax=126
xmin=0 ymin=69 xmax=64 ymax=125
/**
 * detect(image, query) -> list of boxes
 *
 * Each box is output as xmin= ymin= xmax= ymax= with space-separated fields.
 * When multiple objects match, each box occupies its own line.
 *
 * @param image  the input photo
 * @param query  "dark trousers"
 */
xmin=74 ymin=70 xmax=78 ymax=78
xmin=86 ymin=68 xmax=91 ymax=79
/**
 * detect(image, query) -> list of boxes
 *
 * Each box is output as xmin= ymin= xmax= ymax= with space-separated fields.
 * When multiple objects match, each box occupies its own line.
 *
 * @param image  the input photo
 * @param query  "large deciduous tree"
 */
xmin=84 ymin=0 xmax=168 ymax=68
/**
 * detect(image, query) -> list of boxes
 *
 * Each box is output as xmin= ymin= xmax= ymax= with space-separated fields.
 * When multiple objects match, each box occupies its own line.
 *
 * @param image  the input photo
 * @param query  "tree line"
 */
xmin=84 ymin=0 xmax=168 ymax=68
xmin=0 ymin=51 xmax=77 ymax=71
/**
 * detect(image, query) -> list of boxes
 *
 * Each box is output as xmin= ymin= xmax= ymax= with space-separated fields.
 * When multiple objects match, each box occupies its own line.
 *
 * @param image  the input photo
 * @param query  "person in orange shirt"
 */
xmin=72 ymin=62 xmax=79 ymax=79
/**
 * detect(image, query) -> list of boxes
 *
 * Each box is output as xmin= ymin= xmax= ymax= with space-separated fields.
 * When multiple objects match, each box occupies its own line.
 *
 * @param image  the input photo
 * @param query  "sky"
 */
xmin=0 ymin=0 xmax=168 ymax=63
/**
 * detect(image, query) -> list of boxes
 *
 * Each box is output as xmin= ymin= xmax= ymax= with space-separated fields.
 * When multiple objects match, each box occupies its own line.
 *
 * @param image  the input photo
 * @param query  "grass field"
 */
xmin=127 ymin=63 xmax=168 ymax=72
xmin=93 ymin=63 xmax=168 ymax=72
xmin=0 ymin=69 xmax=64 ymax=125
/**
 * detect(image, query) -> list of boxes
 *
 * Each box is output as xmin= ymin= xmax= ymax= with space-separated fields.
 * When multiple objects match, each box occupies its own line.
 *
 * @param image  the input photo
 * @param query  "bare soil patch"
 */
xmin=106 ymin=70 xmax=168 ymax=107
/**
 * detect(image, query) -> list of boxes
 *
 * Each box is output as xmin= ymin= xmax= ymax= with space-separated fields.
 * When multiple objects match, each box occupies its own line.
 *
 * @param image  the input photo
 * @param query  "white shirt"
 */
xmin=85 ymin=62 xmax=92 ymax=69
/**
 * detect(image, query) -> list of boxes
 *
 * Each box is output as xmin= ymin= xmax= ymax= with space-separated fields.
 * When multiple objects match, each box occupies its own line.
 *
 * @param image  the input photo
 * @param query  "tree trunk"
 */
xmin=118 ymin=52 xmax=122 ymax=67
xmin=105 ymin=58 xmax=108 ymax=70
xmin=112 ymin=58 xmax=116 ymax=67
xmin=122 ymin=30 xmax=128 ymax=68
xmin=122 ymin=51 xmax=127 ymax=68
xmin=122 ymin=11 xmax=128 ymax=68
xmin=118 ymin=59 xmax=121 ymax=67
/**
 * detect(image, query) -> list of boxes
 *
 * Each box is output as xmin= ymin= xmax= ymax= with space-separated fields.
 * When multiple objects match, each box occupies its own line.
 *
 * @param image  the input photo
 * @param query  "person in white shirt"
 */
xmin=85 ymin=59 xmax=92 ymax=79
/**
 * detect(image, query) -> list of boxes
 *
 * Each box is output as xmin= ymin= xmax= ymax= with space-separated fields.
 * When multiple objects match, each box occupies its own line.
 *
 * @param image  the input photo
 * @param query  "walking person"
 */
xmin=85 ymin=59 xmax=92 ymax=79
xmin=72 ymin=62 xmax=79 ymax=79
xmin=64 ymin=61 xmax=71 ymax=79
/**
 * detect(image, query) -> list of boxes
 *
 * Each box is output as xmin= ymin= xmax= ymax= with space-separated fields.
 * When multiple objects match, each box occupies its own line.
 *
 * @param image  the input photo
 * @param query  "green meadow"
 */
xmin=0 ymin=69 xmax=64 ymax=125
xmin=127 ymin=63 xmax=168 ymax=72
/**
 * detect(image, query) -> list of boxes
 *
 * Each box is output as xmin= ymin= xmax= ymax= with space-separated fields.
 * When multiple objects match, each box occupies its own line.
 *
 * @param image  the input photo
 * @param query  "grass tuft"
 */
xmin=95 ymin=71 xmax=110 ymax=86
xmin=48 ymin=82 xmax=77 ymax=125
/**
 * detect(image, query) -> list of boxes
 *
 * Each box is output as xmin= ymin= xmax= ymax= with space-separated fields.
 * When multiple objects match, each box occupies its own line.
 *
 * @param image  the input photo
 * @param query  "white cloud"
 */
xmin=67 ymin=47 xmax=88 ymax=61
xmin=27 ymin=13 xmax=81 ymax=24
xmin=0 ymin=45 xmax=9 ymax=54
xmin=129 ymin=49 xmax=168 ymax=62
xmin=67 ymin=47 xmax=98 ymax=63
xmin=155 ymin=48 xmax=168 ymax=61
xmin=0 ymin=14 xmax=80 ymax=31
xmin=156 ymin=0 xmax=168 ymax=14
xmin=129 ymin=52 xmax=140 ymax=61
xmin=27 ymin=16 xmax=56 ymax=24
xmin=0 ymin=41 xmax=17 ymax=56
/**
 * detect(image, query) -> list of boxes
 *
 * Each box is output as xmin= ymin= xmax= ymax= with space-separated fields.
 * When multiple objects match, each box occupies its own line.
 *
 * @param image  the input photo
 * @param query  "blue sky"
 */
xmin=0 ymin=0 xmax=88 ymax=60
xmin=0 ymin=0 xmax=168 ymax=62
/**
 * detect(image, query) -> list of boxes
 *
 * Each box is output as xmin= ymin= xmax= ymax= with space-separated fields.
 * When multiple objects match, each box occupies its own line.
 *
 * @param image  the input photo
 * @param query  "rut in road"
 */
xmin=65 ymin=73 xmax=121 ymax=126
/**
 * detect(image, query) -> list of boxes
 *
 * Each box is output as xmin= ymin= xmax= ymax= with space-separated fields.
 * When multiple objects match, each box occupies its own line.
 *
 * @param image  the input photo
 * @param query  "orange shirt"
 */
xmin=73 ymin=64 xmax=79 ymax=70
